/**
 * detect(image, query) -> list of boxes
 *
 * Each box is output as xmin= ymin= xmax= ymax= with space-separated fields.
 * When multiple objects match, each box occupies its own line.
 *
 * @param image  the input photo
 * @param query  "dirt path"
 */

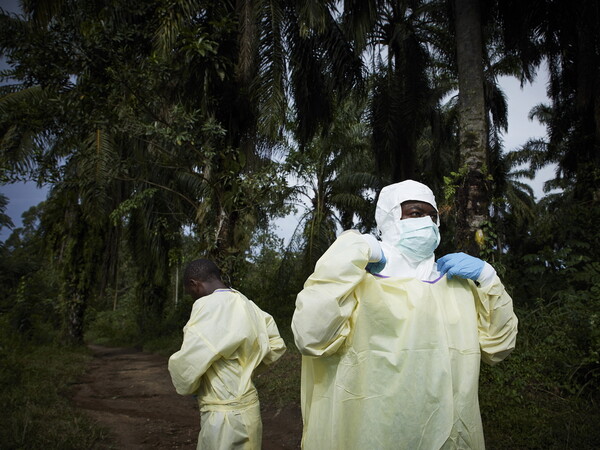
xmin=71 ymin=345 xmax=302 ymax=449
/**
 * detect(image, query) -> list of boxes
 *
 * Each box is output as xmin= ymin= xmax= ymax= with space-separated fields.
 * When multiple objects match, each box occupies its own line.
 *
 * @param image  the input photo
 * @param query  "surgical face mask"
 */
xmin=395 ymin=217 xmax=440 ymax=260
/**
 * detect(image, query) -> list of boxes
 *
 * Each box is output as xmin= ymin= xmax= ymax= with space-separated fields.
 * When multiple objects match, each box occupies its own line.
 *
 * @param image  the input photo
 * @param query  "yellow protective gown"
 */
xmin=292 ymin=232 xmax=518 ymax=450
xmin=169 ymin=289 xmax=286 ymax=450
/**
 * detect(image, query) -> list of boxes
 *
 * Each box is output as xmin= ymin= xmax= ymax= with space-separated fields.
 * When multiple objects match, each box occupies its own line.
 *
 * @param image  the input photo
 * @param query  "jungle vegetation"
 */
xmin=1 ymin=0 xmax=599 ymax=448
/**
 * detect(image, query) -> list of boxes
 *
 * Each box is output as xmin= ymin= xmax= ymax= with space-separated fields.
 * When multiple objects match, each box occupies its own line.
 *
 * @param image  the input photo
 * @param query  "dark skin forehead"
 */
xmin=400 ymin=201 xmax=438 ymax=220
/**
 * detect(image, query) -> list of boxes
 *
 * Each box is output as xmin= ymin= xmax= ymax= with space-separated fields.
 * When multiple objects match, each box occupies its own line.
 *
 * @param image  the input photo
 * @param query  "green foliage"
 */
xmin=0 ymin=207 xmax=62 ymax=343
xmin=84 ymin=280 xmax=197 ymax=354
xmin=282 ymin=93 xmax=379 ymax=278
xmin=483 ymin=180 xmax=600 ymax=448
xmin=237 ymin=229 xmax=297 ymax=343
xmin=442 ymin=166 xmax=469 ymax=203
xmin=142 ymin=332 xmax=185 ymax=357
xmin=141 ymin=293 xmax=197 ymax=356
xmin=0 ymin=193 xmax=14 ymax=230
xmin=0 ymin=1 xmax=599 ymax=447
xmin=479 ymin=294 xmax=600 ymax=449
xmin=84 ymin=307 xmax=141 ymax=347
xmin=476 ymin=220 xmax=507 ymax=277
xmin=109 ymin=188 xmax=158 ymax=226
xmin=254 ymin=348 xmax=301 ymax=408
xmin=0 ymin=320 xmax=106 ymax=448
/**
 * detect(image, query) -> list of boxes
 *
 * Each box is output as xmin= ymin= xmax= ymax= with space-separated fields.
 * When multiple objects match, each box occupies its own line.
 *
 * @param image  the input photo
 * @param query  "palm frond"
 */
xmin=154 ymin=0 xmax=207 ymax=56
xmin=60 ymin=129 xmax=118 ymax=222
xmin=236 ymin=0 xmax=257 ymax=85
xmin=0 ymin=85 xmax=44 ymax=115
xmin=485 ymin=77 xmax=508 ymax=133
xmin=21 ymin=0 xmax=64 ymax=25
xmin=255 ymin=0 xmax=287 ymax=139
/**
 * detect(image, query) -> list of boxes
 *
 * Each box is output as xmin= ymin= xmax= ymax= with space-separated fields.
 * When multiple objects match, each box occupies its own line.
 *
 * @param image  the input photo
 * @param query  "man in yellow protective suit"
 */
xmin=292 ymin=180 xmax=518 ymax=449
xmin=169 ymin=259 xmax=286 ymax=450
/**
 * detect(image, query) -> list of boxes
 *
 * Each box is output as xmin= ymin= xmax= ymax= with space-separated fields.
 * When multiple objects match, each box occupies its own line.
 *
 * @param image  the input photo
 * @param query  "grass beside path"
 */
xmin=0 ymin=332 xmax=107 ymax=449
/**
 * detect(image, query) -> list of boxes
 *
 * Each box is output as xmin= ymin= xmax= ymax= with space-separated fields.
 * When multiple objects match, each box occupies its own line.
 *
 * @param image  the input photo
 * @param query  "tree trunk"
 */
xmin=66 ymin=292 xmax=85 ymax=345
xmin=575 ymin=0 xmax=600 ymax=201
xmin=454 ymin=0 xmax=489 ymax=256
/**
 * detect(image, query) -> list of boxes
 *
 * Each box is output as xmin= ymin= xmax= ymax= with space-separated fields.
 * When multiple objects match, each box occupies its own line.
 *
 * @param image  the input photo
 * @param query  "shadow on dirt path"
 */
xmin=71 ymin=345 xmax=302 ymax=449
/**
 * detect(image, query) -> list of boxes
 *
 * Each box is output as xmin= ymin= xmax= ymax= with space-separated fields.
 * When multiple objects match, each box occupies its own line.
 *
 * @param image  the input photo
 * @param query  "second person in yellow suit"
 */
xmin=292 ymin=180 xmax=518 ymax=449
xmin=169 ymin=258 xmax=286 ymax=450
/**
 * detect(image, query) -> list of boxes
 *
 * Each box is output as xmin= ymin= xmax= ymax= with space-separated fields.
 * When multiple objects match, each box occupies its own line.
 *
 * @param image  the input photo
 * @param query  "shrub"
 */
xmin=0 ymin=318 xmax=106 ymax=448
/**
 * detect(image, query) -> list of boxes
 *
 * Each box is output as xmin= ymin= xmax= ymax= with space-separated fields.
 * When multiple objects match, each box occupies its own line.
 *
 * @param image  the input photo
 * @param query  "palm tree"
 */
xmin=497 ymin=0 xmax=600 ymax=201
xmin=452 ymin=0 xmax=490 ymax=255
xmin=364 ymin=0 xmax=451 ymax=183
xmin=148 ymin=0 xmax=367 ymax=275
xmin=1 ymin=0 xmax=179 ymax=341
xmin=0 ymin=194 xmax=14 ymax=233
xmin=41 ymin=182 xmax=105 ymax=343
xmin=283 ymin=95 xmax=378 ymax=278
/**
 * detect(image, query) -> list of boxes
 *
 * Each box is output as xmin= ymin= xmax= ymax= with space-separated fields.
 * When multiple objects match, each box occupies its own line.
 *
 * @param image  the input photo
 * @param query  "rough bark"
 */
xmin=66 ymin=292 xmax=86 ymax=345
xmin=454 ymin=0 xmax=490 ymax=256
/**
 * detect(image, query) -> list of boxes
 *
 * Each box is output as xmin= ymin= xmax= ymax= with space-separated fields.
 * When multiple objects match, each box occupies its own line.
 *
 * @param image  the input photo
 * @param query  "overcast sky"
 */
xmin=0 ymin=1 xmax=552 ymax=241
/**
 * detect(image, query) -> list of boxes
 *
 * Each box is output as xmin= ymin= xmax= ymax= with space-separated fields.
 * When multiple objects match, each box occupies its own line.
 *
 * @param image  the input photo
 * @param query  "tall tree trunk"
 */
xmin=575 ymin=0 xmax=600 ymax=201
xmin=454 ymin=0 xmax=489 ymax=256
xmin=66 ymin=292 xmax=86 ymax=345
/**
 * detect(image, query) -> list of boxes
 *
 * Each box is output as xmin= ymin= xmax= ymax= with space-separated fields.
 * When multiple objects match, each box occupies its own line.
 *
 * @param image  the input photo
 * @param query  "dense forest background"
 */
xmin=1 ymin=0 xmax=599 ymax=448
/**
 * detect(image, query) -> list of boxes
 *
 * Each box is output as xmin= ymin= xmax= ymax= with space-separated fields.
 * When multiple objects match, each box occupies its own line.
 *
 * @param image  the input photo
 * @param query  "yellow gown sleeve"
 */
xmin=262 ymin=311 xmax=287 ymax=365
xmin=254 ymin=310 xmax=287 ymax=375
xmin=168 ymin=297 xmax=244 ymax=395
xmin=292 ymin=231 xmax=370 ymax=357
xmin=168 ymin=326 xmax=221 ymax=395
xmin=472 ymin=275 xmax=519 ymax=365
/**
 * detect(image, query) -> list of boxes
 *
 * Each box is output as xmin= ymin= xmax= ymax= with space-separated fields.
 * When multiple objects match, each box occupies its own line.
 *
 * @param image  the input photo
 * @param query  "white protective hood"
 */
xmin=375 ymin=180 xmax=440 ymax=280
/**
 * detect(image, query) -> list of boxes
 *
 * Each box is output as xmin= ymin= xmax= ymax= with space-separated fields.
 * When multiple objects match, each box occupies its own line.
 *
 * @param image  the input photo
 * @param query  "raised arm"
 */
xmin=292 ymin=231 xmax=373 ymax=357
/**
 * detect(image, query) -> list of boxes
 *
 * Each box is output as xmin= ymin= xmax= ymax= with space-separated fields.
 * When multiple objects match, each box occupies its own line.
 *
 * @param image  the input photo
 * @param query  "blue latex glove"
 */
xmin=366 ymin=252 xmax=387 ymax=274
xmin=437 ymin=252 xmax=484 ymax=281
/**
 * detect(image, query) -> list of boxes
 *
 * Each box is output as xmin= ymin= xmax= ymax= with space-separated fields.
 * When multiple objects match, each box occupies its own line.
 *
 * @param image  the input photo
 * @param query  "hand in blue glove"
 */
xmin=366 ymin=253 xmax=387 ymax=274
xmin=437 ymin=252 xmax=484 ymax=281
